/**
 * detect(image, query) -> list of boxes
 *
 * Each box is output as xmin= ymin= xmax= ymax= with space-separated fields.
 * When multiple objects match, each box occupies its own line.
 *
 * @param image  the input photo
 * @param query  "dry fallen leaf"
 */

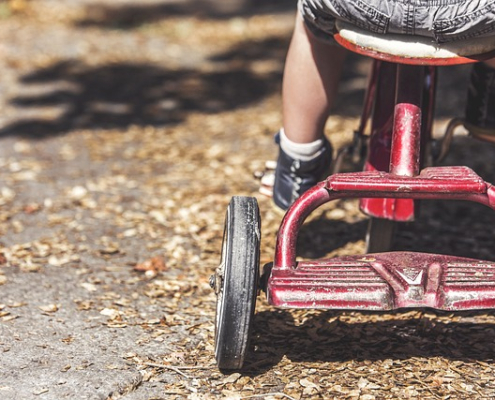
xmin=300 ymin=378 xmax=319 ymax=390
xmin=134 ymin=256 xmax=167 ymax=273
xmin=220 ymin=390 xmax=241 ymax=399
xmin=20 ymin=263 xmax=41 ymax=273
xmin=222 ymin=373 xmax=242 ymax=384
xmin=80 ymin=282 xmax=97 ymax=292
xmin=23 ymin=203 xmax=41 ymax=214
xmin=38 ymin=304 xmax=59 ymax=313
xmin=9 ymin=0 xmax=29 ymax=13
xmin=100 ymin=308 xmax=119 ymax=318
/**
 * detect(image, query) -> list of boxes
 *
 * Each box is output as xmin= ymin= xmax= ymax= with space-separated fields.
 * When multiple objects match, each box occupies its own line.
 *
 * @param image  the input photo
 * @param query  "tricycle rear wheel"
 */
xmin=365 ymin=217 xmax=395 ymax=253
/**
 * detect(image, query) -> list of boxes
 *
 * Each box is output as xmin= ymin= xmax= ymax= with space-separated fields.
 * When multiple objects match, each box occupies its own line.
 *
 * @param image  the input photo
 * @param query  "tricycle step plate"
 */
xmin=327 ymin=166 xmax=487 ymax=193
xmin=267 ymin=252 xmax=495 ymax=311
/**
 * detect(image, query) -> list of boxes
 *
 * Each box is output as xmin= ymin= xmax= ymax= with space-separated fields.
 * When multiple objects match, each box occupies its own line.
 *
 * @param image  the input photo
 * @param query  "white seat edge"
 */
xmin=336 ymin=20 xmax=495 ymax=59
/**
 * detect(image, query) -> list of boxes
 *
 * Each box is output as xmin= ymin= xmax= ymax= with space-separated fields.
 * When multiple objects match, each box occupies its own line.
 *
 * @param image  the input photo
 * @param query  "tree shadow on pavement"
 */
xmin=76 ymin=0 xmax=295 ymax=29
xmin=244 ymin=308 xmax=495 ymax=373
xmin=0 ymin=25 xmax=476 ymax=143
xmin=0 ymin=37 xmax=286 ymax=138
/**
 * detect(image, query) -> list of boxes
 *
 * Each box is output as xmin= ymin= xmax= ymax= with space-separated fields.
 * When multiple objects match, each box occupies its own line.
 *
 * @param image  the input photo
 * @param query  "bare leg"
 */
xmin=282 ymin=13 xmax=347 ymax=144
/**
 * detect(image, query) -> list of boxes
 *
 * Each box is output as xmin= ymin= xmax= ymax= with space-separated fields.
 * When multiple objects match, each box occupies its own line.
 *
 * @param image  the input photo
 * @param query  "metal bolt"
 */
xmin=209 ymin=274 xmax=216 ymax=291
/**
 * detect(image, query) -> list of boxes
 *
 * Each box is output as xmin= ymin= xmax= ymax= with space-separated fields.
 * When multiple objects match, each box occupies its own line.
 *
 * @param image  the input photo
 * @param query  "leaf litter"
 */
xmin=0 ymin=1 xmax=495 ymax=399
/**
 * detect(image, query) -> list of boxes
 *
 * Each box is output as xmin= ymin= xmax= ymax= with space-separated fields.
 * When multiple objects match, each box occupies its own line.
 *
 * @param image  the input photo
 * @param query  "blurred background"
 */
xmin=0 ymin=0 xmax=301 ymax=137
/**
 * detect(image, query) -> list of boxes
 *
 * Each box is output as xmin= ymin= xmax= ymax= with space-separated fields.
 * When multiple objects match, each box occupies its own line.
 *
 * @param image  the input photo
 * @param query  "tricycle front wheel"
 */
xmin=214 ymin=196 xmax=260 ymax=370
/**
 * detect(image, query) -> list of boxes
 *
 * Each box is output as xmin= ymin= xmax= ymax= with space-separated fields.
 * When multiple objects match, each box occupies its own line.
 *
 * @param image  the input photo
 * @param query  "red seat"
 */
xmin=334 ymin=21 xmax=495 ymax=66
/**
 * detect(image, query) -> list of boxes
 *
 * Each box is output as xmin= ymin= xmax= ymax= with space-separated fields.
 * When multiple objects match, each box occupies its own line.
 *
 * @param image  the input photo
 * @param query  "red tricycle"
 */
xmin=211 ymin=21 xmax=495 ymax=370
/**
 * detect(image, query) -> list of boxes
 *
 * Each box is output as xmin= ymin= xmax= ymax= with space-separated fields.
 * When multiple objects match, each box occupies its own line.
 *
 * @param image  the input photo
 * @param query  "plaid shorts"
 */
xmin=299 ymin=0 xmax=495 ymax=43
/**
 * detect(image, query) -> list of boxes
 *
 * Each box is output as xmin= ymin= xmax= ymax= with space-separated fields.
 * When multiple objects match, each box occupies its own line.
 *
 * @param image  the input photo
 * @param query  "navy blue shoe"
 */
xmin=273 ymin=135 xmax=332 ymax=211
xmin=465 ymin=62 xmax=495 ymax=141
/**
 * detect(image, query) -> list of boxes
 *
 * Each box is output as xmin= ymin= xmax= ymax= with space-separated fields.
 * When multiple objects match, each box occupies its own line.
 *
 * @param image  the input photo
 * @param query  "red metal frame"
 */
xmin=274 ymin=167 xmax=495 ymax=270
xmin=268 ymin=251 xmax=495 ymax=310
xmin=266 ymin=40 xmax=495 ymax=312
xmin=358 ymin=62 xmax=437 ymax=221
xmin=268 ymin=167 xmax=495 ymax=310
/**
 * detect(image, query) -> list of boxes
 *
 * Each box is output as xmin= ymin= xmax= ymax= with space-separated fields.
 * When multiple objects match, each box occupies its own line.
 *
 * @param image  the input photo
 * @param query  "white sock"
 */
xmin=279 ymin=128 xmax=325 ymax=161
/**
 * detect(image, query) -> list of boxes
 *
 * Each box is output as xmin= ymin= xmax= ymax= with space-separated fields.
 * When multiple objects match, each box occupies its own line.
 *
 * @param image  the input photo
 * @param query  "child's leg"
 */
xmin=282 ymin=13 xmax=347 ymax=144
xmin=273 ymin=13 xmax=346 ymax=211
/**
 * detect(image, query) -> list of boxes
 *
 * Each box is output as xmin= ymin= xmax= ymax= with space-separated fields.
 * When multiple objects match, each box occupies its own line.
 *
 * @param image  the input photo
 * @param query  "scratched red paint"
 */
xmin=267 ymin=31 xmax=495 ymax=313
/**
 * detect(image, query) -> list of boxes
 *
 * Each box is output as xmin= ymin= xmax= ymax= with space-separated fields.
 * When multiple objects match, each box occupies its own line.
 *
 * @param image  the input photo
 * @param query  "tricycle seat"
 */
xmin=334 ymin=20 xmax=495 ymax=66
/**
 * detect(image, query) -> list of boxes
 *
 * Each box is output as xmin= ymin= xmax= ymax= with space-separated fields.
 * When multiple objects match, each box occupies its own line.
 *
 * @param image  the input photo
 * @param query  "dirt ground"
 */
xmin=2 ymin=0 xmax=495 ymax=399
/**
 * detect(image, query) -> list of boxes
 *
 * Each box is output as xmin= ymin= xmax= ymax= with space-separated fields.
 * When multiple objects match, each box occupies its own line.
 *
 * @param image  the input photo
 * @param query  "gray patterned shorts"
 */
xmin=299 ymin=0 xmax=495 ymax=43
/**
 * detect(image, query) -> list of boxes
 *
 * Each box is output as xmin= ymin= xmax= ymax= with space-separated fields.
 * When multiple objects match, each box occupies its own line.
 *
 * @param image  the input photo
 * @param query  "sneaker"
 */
xmin=465 ymin=62 xmax=495 ymax=142
xmin=273 ymin=134 xmax=332 ymax=211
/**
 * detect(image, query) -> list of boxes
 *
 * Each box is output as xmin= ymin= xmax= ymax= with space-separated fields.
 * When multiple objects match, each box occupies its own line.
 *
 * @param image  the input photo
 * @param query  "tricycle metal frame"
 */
xmin=266 ymin=38 xmax=495 ymax=312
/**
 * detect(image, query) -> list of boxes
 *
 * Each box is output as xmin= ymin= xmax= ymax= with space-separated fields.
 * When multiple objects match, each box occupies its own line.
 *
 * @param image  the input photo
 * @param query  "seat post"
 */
xmin=389 ymin=64 xmax=424 ymax=177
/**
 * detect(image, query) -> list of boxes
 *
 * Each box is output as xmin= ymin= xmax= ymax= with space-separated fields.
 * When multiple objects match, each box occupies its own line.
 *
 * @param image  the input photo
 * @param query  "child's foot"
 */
xmin=273 ymin=132 xmax=332 ymax=211
xmin=465 ymin=62 xmax=495 ymax=143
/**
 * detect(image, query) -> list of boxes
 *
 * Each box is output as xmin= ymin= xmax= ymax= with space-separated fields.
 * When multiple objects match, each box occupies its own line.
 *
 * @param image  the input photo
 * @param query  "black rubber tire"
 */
xmin=365 ymin=217 xmax=395 ymax=253
xmin=215 ymin=196 xmax=260 ymax=370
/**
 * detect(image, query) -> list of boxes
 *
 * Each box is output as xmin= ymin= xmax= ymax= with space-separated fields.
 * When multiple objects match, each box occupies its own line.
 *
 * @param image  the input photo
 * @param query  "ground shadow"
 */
xmin=396 ymin=135 xmax=495 ymax=260
xmin=0 ymin=23 xmax=477 ymax=140
xmin=77 ymin=0 xmax=295 ymax=29
xmin=297 ymin=218 xmax=367 ymax=259
xmin=435 ymin=64 xmax=472 ymax=118
xmin=394 ymin=201 xmax=495 ymax=261
xmin=0 ymin=36 xmax=286 ymax=138
xmin=244 ymin=309 xmax=495 ymax=372
xmin=293 ymin=196 xmax=495 ymax=263
xmin=70 ymin=0 xmax=486 ymax=122
xmin=0 ymin=32 xmax=376 ymax=138
xmin=334 ymin=60 xmax=472 ymax=119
